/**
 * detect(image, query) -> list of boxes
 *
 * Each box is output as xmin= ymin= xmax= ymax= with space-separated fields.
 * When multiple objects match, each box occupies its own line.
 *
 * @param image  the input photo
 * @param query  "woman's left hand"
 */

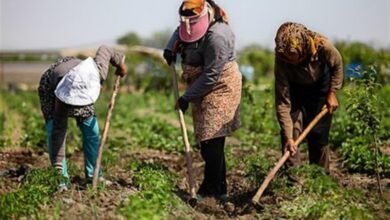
xmin=115 ymin=56 xmax=128 ymax=77
xmin=326 ymin=91 xmax=339 ymax=114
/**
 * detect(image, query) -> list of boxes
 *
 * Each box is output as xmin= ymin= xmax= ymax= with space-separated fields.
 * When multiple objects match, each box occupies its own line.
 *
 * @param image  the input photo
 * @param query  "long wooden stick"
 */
xmin=92 ymin=75 xmax=121 ymax=188
xmin=170 ymin=63 xmax=197 ymax=199
xmin=252 ymin=108 xmax=329 ymax=204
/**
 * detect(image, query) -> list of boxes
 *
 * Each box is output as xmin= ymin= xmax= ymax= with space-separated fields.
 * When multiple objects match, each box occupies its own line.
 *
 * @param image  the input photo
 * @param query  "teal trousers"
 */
xmin=46 ymin=116 xmax=102 ymax=178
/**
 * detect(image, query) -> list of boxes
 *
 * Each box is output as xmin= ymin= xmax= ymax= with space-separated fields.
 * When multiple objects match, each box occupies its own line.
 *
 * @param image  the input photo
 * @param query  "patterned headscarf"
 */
xmin=182 ymin=0 xmax=206 ymax=15
xmin=275 ymin=22 xmax=324 ymax=64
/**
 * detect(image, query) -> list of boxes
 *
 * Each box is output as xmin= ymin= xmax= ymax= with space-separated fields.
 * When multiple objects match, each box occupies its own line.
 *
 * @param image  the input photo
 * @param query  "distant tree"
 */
xmin=335 ymin=42 xmax=376 ymax=65
xmin=142 ymin=29 xmax=173 ymax=49
xmin=335 ymin=41 xmax=390 ymax=83
xmin=117 ymin=32 xmax=141 ymax=46
xmin=238 ymin=44 xmax=274 ymax=83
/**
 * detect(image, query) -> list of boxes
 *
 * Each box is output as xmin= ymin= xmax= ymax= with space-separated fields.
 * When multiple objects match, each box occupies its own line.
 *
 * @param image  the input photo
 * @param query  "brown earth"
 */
xmin=0 ymin=146 xmax=389 ymax=219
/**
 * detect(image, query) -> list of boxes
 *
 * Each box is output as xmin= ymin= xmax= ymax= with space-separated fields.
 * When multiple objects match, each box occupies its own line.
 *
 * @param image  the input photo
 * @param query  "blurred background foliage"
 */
xmin=114 ymin=30 xmax=390 ymax=93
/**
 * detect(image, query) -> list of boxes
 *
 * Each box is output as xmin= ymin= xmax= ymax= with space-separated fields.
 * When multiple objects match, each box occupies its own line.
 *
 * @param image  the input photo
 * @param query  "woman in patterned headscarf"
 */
xmin=274 ymin=22 xmax=343 ymax=176
xmin=164 ymin=0 xmax=241 ymax=204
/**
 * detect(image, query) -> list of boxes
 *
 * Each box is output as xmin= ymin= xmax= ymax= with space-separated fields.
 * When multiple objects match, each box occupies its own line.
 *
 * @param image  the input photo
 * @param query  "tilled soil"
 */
xmin=1 ymin=147 xmax=389 ymax=219
xmin=0 ymin=148 xmax=49 ymax=194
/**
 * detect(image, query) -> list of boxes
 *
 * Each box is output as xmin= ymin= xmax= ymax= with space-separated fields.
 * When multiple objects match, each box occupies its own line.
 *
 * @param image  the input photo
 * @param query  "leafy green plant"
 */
xmin=112 ymin=114 xmax=187 ymax=152
xmin=345 ymin=67 xmax=381 ymax=137
xmin=339 ymin=66 xmax=389 ymax=192
xmin=119 ymin=161 xmax=184 ymax=220
xmin=341 ymin=137 xmax=390 ymax=176
xmin=1 ymin=91 xmax=55 ymax=149
xmin=237 ymin=84 xmax=279 ymax=148
xmin=0 ymin=111 xmax=13 ymax=148
xmin=244 ymin=153 xmax=273 ymax=184
xmin=277 ymin=165 xmax=374 ymax=220
xmin=0 ymin=168 xmax=66 ymax=219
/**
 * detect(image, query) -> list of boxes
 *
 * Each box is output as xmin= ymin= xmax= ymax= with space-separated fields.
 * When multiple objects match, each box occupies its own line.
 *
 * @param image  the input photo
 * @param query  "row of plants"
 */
xmin=0 ymin=91 xmax=83 ymax=153
xmin=2 ymin=76 xmax=389 ymax=176
xmin=0 ymin=64 xmax=389 ymax=218
xmin=0 ymin=91 xmax=46 ymax=148
xmin=96 ymin=91 xmax=192 ymax=153
xmin=0 ymin=94 xmax=18 ymax=148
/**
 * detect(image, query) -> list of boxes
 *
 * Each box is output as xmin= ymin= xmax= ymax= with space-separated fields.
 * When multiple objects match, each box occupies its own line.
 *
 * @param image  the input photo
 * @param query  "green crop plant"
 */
xmin=276 ymin=165 xmax=374 ymax=220
xmin=1 ymin=91 xmax=46 ymax=148
xmin=341 ymin=137 xmax=390 ymax=177
xmin=237 ymin=84 xmax=279 ymax=148
xmin=340 ymin=66 xmax=389 ymax=192
xmin=244 ymin=153 xmax=273 ymax=185
xmin=114 ymin=115 xmax=188 ymax=152
xmin=0 ymin=167 xmax=66 ymax=219
xmin=0 ymin=92 xmax=25 ymax=148
xmin=119 ymin=161 xmax=190 ymax=220
xmin=224 ymin=146 xmax=239 ymax=170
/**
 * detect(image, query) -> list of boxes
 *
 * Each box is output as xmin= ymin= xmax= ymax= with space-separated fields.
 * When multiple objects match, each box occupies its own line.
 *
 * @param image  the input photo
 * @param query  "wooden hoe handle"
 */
xmin=251 ymin=107 xmax=329 ymax=204
xmin=92 ymin=76 xmax=121 ymax=189
xmin=170 ymin=64 xmax=197 ymax=199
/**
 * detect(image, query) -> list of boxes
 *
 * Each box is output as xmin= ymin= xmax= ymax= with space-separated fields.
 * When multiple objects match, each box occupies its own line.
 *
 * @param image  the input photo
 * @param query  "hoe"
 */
xmin=92 ymin=75 xmax=121 ymax=189
xmin=252 ymin=107 xmax=329 ymax=205
xmin=170 ymin=63 xmax=198 ymax=207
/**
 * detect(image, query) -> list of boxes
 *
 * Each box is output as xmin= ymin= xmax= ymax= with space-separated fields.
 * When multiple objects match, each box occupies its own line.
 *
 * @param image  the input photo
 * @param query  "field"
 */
xmin=0 ymin=63 xmax=389 ymax=220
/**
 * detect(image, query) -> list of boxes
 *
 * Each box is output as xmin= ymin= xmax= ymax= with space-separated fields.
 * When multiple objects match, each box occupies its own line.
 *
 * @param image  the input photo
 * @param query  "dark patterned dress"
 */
xmin=38 ymin=57 xmax=95 ymax=122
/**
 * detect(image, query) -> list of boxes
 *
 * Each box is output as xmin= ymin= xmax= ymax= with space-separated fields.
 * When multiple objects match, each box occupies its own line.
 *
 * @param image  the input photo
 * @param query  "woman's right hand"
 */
xmin=285 ymin=138 xmax=297 ymax=156
xmin=163 ymin=49 xmax=176 ymax=65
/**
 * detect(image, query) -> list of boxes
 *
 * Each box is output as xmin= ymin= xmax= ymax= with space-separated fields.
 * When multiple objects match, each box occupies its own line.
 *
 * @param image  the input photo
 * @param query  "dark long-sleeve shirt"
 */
xmin=275 ymin=38 xmax=343 ymax=139
xmin=166 ymin=22 xmax=236 ymax=101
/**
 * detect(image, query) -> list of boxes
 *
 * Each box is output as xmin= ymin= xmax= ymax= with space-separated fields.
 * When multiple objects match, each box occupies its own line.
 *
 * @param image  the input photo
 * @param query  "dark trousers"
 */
xmin=284 ymin=71 xmax=332 ymax=172
xmin=282 ymin=98 xmax=332 ymax=172
xmin=198 ymin=136 xmax=227 ymax=196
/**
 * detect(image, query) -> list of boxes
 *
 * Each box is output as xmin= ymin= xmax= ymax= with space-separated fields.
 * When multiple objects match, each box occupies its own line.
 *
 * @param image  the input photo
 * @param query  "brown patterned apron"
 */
xmin=182 ymin=61 xmax=242 ymax=143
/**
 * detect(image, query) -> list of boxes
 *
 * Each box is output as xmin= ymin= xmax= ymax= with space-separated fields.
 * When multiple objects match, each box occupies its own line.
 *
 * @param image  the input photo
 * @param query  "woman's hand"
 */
xmin=285 ymin=138 xmax=297 ymax=156
xmin=115 ymin=56 xmax=127 ymax=77
xmin=163 ymin=49 xmax=177 ymax=65
xmin=326 ymin=91 xmax=339 ymax=114
xmin=175 ymin=96 xmax=189 ymax=113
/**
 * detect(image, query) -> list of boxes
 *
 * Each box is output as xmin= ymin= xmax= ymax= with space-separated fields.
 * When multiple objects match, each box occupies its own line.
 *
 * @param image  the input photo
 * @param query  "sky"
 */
xmin=1 ymin=0 xmax=389 ymax=51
